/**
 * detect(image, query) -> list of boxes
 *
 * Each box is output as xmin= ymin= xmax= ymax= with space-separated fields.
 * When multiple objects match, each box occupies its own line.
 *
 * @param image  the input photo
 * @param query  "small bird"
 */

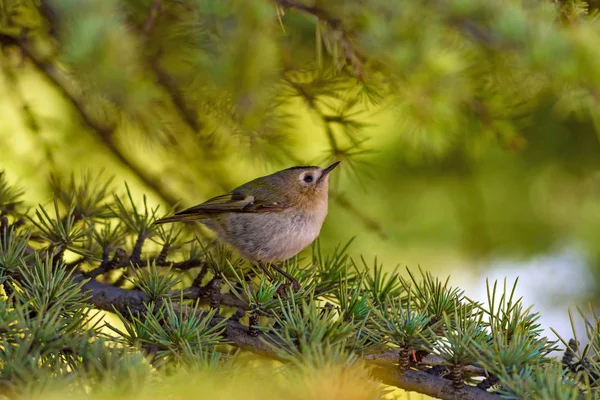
xmin=153 ymin=162 xmax=340 ymax=285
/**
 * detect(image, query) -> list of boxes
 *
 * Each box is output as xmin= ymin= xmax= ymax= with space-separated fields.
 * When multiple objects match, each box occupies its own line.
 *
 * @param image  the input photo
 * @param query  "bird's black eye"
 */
xmin=303 ymin=175 xmax=313 ymax=183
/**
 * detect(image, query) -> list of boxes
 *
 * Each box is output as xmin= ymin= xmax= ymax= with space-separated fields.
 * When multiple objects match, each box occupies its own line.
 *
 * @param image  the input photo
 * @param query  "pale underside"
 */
xmin=201 ymin=208 xmax=326 ymax=262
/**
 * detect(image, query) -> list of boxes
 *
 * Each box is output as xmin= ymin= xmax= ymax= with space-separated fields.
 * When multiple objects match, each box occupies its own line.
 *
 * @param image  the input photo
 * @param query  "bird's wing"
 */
xmin=154 ymin=190 xmax=289 ymax=224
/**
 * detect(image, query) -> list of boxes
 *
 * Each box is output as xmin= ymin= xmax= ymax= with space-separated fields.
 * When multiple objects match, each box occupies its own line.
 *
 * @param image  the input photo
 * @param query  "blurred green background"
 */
xmin=1 ymin=0 xmax=600 ymax=341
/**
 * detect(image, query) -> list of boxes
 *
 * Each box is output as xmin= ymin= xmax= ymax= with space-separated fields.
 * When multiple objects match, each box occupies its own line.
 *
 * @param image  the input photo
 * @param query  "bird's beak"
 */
xmin=323 ymin=161 xmax=341 ymax=175
xmin=318 ymin=161 xmax=340 ymax=184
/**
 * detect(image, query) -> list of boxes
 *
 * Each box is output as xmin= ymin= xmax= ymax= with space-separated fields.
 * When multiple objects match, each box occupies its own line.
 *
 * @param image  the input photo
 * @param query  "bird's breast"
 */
xmin=210 ymin=208 xmax=327 ymax=263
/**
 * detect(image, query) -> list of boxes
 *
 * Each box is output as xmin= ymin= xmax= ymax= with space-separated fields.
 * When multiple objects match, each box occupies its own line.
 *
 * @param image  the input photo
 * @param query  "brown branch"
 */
xmin=177 ymin=286 xmax=248 ymax=309
xmin=370 ymin=366 xmax=499 ymax=400
xmin=143 ymin=0 xmax=163 ymax=35
xmin=86 ymin=256 xmax=207 ymax=279
xmin=365 ymin=350 xmax=487 ymax=377
xmin=79 ymin=275 xmax=279 ymax=356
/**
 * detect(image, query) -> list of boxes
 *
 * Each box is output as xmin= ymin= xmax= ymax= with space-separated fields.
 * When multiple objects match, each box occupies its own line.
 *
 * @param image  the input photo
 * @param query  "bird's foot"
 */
xmin=276 ymin=279 xmax=301 ymax=296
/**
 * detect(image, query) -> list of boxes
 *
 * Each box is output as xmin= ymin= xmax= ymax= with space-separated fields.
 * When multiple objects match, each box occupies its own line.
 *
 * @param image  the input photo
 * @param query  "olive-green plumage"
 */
xmin=154 ymin=162 xmax=340 ymax=264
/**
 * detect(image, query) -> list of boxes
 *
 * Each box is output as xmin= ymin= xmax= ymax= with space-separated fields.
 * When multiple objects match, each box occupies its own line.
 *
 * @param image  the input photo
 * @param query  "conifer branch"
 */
xmin=76 ymin=267 xmax=500 ymax=400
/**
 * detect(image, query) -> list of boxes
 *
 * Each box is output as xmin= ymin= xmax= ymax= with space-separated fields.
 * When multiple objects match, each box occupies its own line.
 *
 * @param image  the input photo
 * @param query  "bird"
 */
xmin=153 ymin=162 xmax=340 ymax=286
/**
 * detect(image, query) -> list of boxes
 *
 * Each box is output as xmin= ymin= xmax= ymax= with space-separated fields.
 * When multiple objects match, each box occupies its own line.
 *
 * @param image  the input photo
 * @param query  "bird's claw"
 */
xmin=276 ymin=279 xmax=301 ymax=296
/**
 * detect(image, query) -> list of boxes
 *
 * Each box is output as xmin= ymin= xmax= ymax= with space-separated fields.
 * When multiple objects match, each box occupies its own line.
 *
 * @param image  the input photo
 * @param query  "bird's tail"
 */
xmin=153 ymin=214 xmax=203 ymax=225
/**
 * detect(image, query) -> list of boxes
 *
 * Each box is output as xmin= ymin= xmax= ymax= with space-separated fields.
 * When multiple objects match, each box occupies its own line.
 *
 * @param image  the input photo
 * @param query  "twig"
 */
xmin=143 ymin=0 xmax=162 ymax=34
xmin=177 ymin=286 xmax=247 ymax=309
xmin=86 ymin=253 xmax=206 ymax=279
xmin=129 ymin=233 xmax=147 ymax=265
xmin=87 ymin=248 xmax=127 ymax=279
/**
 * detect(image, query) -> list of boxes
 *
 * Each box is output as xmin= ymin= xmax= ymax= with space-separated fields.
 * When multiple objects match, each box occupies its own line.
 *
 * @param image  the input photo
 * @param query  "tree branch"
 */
xmin=78 ymin=275 xmax=499 ymax=400
xmin=371 ymin=366 xmax=499 ymax=400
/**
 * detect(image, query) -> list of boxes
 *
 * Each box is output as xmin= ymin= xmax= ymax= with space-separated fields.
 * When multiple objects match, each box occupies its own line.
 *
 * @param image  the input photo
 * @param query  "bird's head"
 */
xmin=274 ymin=161 xmax=340 ymax=206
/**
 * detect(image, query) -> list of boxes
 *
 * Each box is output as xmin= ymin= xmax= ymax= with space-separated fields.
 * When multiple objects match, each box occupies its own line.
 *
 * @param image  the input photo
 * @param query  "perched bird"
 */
xmin=153 ymin=162 xmax=340 ymax=285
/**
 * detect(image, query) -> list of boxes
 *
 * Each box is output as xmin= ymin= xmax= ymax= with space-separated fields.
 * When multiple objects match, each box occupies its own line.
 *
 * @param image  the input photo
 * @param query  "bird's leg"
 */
xmin=256 ymin=261 xmax=275 ymax=281
xmin=269 ymin=263 xmax=300 ymax=290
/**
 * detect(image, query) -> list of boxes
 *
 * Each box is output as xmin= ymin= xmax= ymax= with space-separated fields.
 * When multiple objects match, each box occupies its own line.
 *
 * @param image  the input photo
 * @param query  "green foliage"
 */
xmin=360 ymin=258 xmax=402 ymax=306
xmin=110 ymin=184 xmax=159 ymax=237
xmin=2 ymin=0 xmax=600 ymax=308
xmin=401 ymin=267 xmax=467 ymax=321
xmin=268 ymin=296 xmax=367 ymax=365
xmin=311 ymin=239 xmax=358 ymax=294
xmin=12 ymin=254 xmax=90 ymax=315
xmin=372 ymin=293 xmax=435 ymax=356
xmin=127 ymin=262 xmax=182 ymax=301
xmin=30 ymin=198 xmax=91 ymax=256
xmin=50 ymin=171 xmax=114 ymax=220
xmin=334 ymin=273 xmax=371 ymax=322
xmin=435 ymin=304 xmax=490 ymax=365
xmin=0 ymin=130 xmax=599 ymax=396
xmin=226 ymin=266 xmax=283 ymax=313
xmin=0 ymin=226 xmax=31 ymax=279
xmin=498 ymin=363 xmax=588 ymax=400
xmin=107 ymin=300 xmax=226 ymax=369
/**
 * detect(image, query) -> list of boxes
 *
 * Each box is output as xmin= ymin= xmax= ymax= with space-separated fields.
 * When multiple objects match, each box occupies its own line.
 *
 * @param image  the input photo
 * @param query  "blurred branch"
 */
xmin=0 ymin=32 xmax=179 ymax=208
xmin=150 ymin=60 xmax=202 ymax=133
xmin=283 ymin=77 xmax=387 ymax=239
xmin=142 ymin=0 xmax=162 ymax=35
xmin=0 ymin=48 xmax=56 ymax=172
xmin=332 ymin=192 xmax=387 ymax=240
xmin=134 ymin=2 xmax=203 ymax=134
xmin=273 ymin=0 xmax=365 ymax=79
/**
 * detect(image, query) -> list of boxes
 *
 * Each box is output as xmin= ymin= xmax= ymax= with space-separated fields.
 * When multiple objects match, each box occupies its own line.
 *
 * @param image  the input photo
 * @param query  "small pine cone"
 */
xmin=450 ymin=365 xmax=464 ymax=390
xmin=562 ymin=338 xmax=578 ymax=372
xmin=231 ymin=308 xmax=245 ymax=323
xmin=248 ymin=312 xmax=260 ymax=337
xmin=208 ymin=277 xmax=221 ymax=310
xmin=398 ymin=348 xmax=410 ymax=373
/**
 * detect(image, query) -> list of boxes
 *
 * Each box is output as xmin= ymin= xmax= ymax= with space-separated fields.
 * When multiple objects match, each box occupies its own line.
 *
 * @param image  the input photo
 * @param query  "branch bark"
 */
xmin=371 ymin=366 xmax=499 ymax=400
